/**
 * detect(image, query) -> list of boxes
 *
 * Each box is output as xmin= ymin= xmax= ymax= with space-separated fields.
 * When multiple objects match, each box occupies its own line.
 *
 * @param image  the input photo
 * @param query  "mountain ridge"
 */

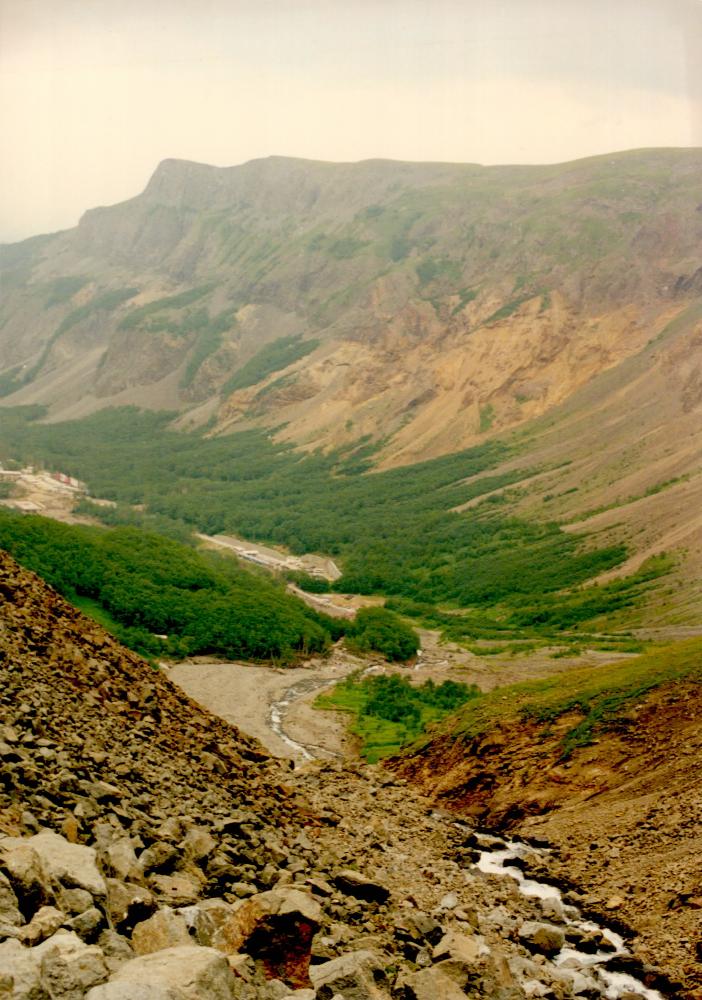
xmin=2 ymin=147 xmax=701 ymax=460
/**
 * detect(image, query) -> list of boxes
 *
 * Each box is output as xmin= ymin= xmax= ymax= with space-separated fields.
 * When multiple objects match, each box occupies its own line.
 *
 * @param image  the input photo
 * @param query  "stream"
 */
xmin=268 ymin=675 xmax=340 ymax=762
xmin=470 ymin=831 xmax=664 ymax=1000
xmin=268 ymin=680 xmax=667 ymax=1000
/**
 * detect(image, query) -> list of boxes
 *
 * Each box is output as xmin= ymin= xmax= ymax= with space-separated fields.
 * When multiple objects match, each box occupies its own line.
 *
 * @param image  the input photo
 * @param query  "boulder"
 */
xmin=58 ymin=888 xmax=94 ymax=916
xmin=139 ymin=842 xmax=178 ymax=875
xmin=36 ymin=930 xmax=109 ymax=998
xmin=20 ymin=905 xmax=65 ymax=945
xmin=105 ymin=878 xmax=156 ymax=932
xmin=108 ymin=944 xmax=241 ymax=999
xmin=131 ymin=907 xmax=193 ymax=955
xmin=0 ymin=872 xmax=23 ymax=929
xmin=149 ymin=873 xmax=203 ymax=907
xmin=181 ymin=826 xmax=216 ymax=861
xmin=68 ymin=906 xmax=104 ymax=942
xmin=393 ymin=911 xmax=442 ymax=945
xmin=398 ymin=966 xmax=471 ymax=1000
xmin=180 ymin=898 xmax=234 ymax=948
xmin=518 ymin=921 xmax=566 ymax=958
xmin=97 ymin=929 xmax=134 ymax=972
xmin=211 ymin=887 xmax=322 ymax=988
xmin=310 ymin=949 xmax=388 ymax=1000
xmin=333 ymin=871 xmax=390 ymax=904
xmin=0 ymin=937 xmax=43 ymax=999
xmin=87 ymin=984 xmax=185 ymax=1000
xmin=431 ymin=930 xmax=488 ymax=965
xmin=25 ymin=831 xmax=106 ymax=899
xmin=104 ymin=839 xmax=143 ymax=883
xmin=0 ymin=839 xmax=52 ymax=917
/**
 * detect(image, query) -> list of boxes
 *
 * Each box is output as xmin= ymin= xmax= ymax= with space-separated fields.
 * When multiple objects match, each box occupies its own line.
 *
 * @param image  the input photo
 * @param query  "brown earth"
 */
xmin=394 ymin=677 xmax=702 ymax=997
xmin=5 ymin=547 xmax=676 ymax=999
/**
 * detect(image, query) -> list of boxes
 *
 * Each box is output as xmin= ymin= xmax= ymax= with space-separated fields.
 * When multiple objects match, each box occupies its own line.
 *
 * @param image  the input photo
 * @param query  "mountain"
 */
xmin=1 ymin=149 xmax=701 ymax=468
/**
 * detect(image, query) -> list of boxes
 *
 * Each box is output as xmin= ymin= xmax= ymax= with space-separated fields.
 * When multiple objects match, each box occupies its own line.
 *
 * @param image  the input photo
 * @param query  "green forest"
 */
xmin=316 ymin=673 xmax=480 ymax=762
xmin=0 ymin=407 xmax=630 ymax=633
xmin=0 ymin=509 xmax=335 ymax=662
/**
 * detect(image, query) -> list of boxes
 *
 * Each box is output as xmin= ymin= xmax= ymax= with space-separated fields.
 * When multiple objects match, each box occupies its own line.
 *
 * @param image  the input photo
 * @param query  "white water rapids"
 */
xmin=471 ymin=833 xmax=664 ymax=1000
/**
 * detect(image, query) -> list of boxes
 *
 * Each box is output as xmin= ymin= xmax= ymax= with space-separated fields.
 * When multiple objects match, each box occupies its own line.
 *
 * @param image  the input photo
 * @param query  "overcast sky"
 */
xmin=1 ymin=0 xmax=701 ymax=243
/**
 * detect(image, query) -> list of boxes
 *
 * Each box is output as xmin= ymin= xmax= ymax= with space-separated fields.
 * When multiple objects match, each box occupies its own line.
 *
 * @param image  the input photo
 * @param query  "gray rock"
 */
xmin=139 ymin=842 xmax=178 ymax=875
xmin=96 ymin=929 xmax=134 ymax=973
xmin=24 ymin=831 xmax=106 ymax=899
xmin=210 ymin=887 xmax=321 ymax=988
xmin=109 ymin=945 xmax=240 ymax=999
xmin=310 ymin=949 xmax=387 ymax=1000
xmin=0 ymin=938 xmax=43 ymax=999
xmin=519 ymin=920 xmax=566 ymax=957
xmin=394 ymin=911 xmax=442 ymax=945
xmin=148 ymin=873 xmax=202 ymax=906
xmin=0 ymin=872 xmax=23 ymax=928
xmin=431 ymin=930 xmax=488 ymax=965
xmin=104 ymin=839 xmax=142 ymax=883
xmin=58 ymin=888 xmax=94 ymax=916
xmin=105 ymin=879 xmax=156 ymax=932
xmin=37 ymin=930 xmax=109 ymax=999
xmin=68 ymin=907 xmax=104 ymax=942
xmin=177 ymin=898 xmax=233 ymax=948
xmin=87 ymin=984 xmax=185 ymax=1000
xmin=20 ymin=905 xmax=65 ymax=945
xmin=181 ymin=826 xmax=216 ymax=861
xmin=437 ymin=892 xmax=459 ymax=911
xmin=0 ymin=839 xmax=51 ymax=917
xmin=398 ymin=966 xmax=470 ymax=1000
xmin=333 ymin=871 xmax=390 ymax=904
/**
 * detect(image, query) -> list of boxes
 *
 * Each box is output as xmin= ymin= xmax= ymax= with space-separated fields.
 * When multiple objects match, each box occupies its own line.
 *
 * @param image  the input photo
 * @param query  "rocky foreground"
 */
xmin=0 ymin=550 xmax=687 ymax=998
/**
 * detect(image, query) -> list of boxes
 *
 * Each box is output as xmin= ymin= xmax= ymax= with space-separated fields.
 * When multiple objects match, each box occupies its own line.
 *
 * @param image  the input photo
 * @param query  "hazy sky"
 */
xmin=1 ymin=0 xmax=701 ymax=243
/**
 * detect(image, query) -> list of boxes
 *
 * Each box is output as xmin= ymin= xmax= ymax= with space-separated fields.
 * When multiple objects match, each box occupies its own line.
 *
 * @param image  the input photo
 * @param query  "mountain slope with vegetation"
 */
xmin=1 ymin=148 xmax=701 ymax=466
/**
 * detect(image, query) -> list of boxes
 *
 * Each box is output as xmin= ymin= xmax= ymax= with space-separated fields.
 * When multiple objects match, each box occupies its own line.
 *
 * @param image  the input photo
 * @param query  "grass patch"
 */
xmin=420 ymin=637 xmax=702 ymax=759
xmin=316 ymin=673 xmax=480 ymax=763
xmin=222 ymin=335 xmax=319 ymax=396
xmin=117 ymin=286 xmax=212 ymax=331
xmin=43 ymin=276 xmax=89 ymax=308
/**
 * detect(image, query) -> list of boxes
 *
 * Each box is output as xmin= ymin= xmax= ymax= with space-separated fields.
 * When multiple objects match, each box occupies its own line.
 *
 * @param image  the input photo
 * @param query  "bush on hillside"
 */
xmin=347 ymin=606 xmax=419 ymax=661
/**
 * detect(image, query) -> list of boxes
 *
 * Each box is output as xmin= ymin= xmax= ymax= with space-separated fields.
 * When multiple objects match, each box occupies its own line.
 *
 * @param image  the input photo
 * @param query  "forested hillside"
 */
xmin=0 ymin=509 xmax=335 ymax=661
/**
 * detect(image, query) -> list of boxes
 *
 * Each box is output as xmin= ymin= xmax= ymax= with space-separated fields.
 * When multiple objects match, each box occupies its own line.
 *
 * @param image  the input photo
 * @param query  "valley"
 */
xmin=2 ymin=148 xmax=702 ymax=999
xmin=1 ymin=551 xmax=694 ymax=1000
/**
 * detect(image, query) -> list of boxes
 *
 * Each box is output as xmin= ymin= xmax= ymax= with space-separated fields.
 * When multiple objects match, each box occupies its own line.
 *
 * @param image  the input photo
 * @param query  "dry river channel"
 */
xmin=168 ymin=650 xmax=667 ymax=1000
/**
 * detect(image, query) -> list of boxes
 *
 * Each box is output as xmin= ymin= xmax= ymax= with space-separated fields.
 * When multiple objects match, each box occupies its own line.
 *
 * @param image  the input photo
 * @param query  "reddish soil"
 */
xmin=395 ymin=679 xmax=702 ymax=998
